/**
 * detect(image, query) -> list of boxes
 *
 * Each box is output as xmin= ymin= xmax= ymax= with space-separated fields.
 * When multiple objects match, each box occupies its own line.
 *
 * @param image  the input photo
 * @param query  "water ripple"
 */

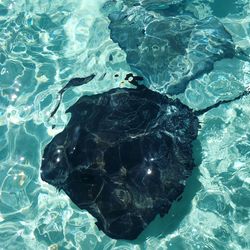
xmin=0 ymin=0 xmax=249 ymax=249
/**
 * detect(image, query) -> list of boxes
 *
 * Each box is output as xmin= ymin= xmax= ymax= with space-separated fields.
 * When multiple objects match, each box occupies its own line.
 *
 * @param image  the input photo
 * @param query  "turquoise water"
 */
xmin=0 ymin=0 xmax=250 ymax=249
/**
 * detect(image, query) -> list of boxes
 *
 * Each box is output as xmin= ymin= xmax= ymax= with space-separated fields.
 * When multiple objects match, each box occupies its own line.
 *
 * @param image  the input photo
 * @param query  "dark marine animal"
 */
xmin=41 ymin=74 xmax=249 ymax=240
xmin=107 ymin=3 xmax=236 ymax=95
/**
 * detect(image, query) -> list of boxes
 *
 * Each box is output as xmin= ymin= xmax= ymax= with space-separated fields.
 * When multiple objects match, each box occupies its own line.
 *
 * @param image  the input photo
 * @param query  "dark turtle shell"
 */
xmin=41 ymin=85 xmax=199 ymax=239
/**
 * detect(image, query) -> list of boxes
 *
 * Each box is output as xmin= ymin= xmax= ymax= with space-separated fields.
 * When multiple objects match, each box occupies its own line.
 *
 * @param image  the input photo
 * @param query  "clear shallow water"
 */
xmin=0 ymin=0 xmax=250 ymax=249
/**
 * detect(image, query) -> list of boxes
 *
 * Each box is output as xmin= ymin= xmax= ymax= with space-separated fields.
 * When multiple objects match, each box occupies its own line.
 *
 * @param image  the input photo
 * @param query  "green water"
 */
xmin=0 ymin=0 xmax=250 ymax=249
xmin=210 ymin=0 xmax=241 ymax=17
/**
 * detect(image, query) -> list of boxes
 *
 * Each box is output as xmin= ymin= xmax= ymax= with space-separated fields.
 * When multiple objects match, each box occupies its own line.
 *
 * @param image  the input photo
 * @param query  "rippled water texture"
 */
xmin=0 ymin=0 xmax=250 ymax=249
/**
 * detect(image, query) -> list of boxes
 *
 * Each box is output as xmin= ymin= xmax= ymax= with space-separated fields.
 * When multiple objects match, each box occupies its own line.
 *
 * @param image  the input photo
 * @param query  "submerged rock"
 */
xmin=108 ymin=4 xmax=236 ymax=94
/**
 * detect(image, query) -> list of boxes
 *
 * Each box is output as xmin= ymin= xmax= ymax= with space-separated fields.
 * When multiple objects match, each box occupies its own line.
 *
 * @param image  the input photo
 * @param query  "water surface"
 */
xmin=0 ymin=0 xmax=250 ymax=249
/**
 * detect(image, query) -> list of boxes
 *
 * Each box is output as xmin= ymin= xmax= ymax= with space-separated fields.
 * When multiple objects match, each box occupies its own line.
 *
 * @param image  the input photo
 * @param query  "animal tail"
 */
xmin=59 ymin=74 xmax=96 ymax=95
xmin=49 ymin=74 xmax=96 ymax=119
xmin=194 ymin=86 xmax=250 ymax=117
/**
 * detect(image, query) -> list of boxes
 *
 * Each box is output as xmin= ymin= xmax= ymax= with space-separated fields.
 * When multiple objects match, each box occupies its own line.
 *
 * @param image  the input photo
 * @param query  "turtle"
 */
xmin=40 ymin=73 xmax=249 ymax=240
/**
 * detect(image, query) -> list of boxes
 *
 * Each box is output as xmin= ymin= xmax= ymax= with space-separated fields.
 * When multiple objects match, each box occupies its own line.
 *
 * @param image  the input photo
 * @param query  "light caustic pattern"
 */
xmin=0 ymin=0 xmax=250 ymax=249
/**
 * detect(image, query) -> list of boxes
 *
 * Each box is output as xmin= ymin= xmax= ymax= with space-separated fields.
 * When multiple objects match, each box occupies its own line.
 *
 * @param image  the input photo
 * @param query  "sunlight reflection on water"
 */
xmin=0 ymin=0 xmax=250 ymax=249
